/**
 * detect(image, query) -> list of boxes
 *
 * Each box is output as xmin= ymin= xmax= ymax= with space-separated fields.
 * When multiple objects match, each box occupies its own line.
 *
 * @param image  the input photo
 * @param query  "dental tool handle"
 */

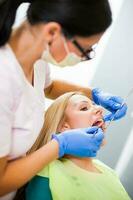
xmin=93 ymin=100 xmax=126 ymax=136
xmin=105 ymin=87 xmax=133 ymax=130
xmin=105 ymin=102 xmax=126 ymax=129
xmin=92 ymin=87 xmax=133 ymax=136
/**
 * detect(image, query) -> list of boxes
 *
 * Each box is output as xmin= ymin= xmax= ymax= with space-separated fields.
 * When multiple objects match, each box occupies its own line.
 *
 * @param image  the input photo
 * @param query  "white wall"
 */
xmin=90 ymin=0 xmax=133 ymax=198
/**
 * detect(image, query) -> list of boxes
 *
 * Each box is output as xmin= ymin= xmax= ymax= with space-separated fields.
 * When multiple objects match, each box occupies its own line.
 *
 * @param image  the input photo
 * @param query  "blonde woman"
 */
xmin=25 ymin=92 xmax=131 ymax=200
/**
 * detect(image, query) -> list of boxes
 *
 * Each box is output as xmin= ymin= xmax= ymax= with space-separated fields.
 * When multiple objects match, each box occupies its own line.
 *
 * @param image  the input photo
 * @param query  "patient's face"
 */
xmin=65 ymin=94 xmax=105 ymax=131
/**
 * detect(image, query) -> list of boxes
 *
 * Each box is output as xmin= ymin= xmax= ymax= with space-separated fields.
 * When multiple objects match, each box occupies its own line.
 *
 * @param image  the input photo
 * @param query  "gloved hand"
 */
xmin=52 ymin=127 xmax=104 ymax=158
xmin=92 ymin=88 xmax=127 ymax=122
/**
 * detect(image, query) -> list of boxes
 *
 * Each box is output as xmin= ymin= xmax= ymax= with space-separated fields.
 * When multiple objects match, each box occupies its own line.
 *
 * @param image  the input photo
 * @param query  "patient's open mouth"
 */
xmin=92 ymin=119 xmax=105 ymax=131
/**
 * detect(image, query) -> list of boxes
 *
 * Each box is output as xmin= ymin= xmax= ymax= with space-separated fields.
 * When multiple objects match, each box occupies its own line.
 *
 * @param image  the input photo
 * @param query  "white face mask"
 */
xmin=41 ymin=37 xmax=82 ymax=67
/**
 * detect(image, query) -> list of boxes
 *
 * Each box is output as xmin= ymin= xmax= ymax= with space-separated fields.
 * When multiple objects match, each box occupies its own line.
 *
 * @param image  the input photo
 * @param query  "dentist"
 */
xmin=0 ymin=0 xmax=127 ymax=199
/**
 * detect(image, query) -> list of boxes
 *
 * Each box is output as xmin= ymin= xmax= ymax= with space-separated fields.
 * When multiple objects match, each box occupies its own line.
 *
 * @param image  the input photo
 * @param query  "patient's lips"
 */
xmin=92 ymin=119 xmax=106 ymax=132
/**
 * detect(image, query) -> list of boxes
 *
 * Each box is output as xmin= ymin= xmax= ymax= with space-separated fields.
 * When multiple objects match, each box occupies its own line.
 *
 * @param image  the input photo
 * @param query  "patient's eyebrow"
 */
xmin=80 ymin=100 xmax=89 ymax=104
xmin=73 ymin=100 xmax=90 ymax=106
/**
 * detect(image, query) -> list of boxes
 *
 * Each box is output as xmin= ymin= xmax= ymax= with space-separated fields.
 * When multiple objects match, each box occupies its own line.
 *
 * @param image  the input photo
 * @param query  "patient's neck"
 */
xmin=65 ymin=155 xmax=101 ymax=173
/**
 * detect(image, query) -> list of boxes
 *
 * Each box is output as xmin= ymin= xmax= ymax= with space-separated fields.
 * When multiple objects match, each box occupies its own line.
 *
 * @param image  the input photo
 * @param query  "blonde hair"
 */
xmin=28 ymin=91 xmax=87 ymax=154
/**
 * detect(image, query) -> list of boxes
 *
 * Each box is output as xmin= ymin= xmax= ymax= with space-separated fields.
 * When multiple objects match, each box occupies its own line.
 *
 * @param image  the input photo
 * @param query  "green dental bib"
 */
xmin=37 ymin=159 xmax=131 ymax=200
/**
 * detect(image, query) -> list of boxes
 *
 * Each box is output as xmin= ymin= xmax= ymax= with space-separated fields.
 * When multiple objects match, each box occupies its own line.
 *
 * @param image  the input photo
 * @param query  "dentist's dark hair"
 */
xmin=0 ymin=0 xmax=29 ymax=47
xmin=0 ymin=0 xmax=112 ymax=47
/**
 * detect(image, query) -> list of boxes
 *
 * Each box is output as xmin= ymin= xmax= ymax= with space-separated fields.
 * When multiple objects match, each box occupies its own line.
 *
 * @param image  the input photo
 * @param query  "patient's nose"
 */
xmin=94 ymin=106 xmax=103 ymax=115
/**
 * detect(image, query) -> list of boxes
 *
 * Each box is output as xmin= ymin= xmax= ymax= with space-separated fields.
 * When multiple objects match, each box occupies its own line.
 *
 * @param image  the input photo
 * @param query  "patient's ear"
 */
xmin=58 ymin=122 xmax=71 ymax=132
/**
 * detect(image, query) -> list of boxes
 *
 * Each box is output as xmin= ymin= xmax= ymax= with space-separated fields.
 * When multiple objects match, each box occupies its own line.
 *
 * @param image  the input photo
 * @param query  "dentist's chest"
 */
xmin=9 ymin=82 xmax=46 ymax=160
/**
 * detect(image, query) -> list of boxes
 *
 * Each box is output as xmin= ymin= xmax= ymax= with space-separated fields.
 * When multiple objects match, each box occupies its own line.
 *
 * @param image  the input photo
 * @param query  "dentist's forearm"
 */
xmin=45 ymin=80 xmax=92 ymax=100
xmin=0 ymin=140 xmax=59 ymax=196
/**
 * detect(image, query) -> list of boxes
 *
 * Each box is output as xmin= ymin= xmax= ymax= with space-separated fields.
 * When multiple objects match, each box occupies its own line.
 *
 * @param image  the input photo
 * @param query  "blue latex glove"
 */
xmin=52 ymin=127 xmax=104 ymax=158
xmin=92 ymin=88 xmax=127 ymax=122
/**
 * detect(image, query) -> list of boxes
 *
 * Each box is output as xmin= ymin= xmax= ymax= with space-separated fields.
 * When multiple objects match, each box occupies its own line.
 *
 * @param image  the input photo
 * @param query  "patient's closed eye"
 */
xmin=80 ymin=106 xmax=88 ymax=111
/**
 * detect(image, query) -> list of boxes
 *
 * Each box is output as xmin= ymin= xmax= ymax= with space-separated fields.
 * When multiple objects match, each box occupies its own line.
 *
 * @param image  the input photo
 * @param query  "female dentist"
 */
xmin=0 ymin=0 xmax=127 ymax=199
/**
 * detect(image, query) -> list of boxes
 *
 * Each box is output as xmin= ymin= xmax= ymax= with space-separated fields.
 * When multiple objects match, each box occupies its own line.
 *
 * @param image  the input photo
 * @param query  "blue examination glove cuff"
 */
xmin=92 ymin=88 xmax=102 ymax=105
xmin=52 ymin=134 xmax=65 ymax=158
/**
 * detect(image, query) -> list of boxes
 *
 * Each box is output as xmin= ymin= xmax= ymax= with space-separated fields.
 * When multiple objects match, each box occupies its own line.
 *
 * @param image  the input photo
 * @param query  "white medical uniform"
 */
xmin=0 ymin=44 xmax=52 ymax=200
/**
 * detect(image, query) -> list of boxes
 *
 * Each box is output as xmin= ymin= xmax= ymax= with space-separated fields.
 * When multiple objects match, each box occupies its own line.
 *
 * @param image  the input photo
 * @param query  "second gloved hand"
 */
xmin=92 ymin=88 xmax=127 ymax=121
xmin=52 ymin=127 xmax=104 ymax=158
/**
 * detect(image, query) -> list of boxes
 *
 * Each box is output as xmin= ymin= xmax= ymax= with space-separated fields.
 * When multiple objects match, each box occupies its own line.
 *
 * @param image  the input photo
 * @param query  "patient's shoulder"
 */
xmin=93 ymin=159 xmax=118 ymax=177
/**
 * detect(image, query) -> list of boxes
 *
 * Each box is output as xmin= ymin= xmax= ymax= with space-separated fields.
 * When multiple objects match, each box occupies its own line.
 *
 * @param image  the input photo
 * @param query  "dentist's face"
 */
xmin=49 ymin=33 xmax=102 ymax=62
xmin=39 ymin=22 xmax=102 ymax=63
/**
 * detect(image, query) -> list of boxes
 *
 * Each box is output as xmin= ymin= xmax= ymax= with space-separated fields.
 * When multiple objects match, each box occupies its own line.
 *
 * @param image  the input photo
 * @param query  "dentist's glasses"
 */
xmin=72 ymin=39 xmax=97 ymax=61
xmin=62 ymin=29 xmax=97 ymax=61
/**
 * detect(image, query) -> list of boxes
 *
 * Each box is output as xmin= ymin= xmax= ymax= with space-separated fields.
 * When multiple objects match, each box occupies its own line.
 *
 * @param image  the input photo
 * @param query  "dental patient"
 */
xmin=25 ymin=92 xmax=131 ymax=200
